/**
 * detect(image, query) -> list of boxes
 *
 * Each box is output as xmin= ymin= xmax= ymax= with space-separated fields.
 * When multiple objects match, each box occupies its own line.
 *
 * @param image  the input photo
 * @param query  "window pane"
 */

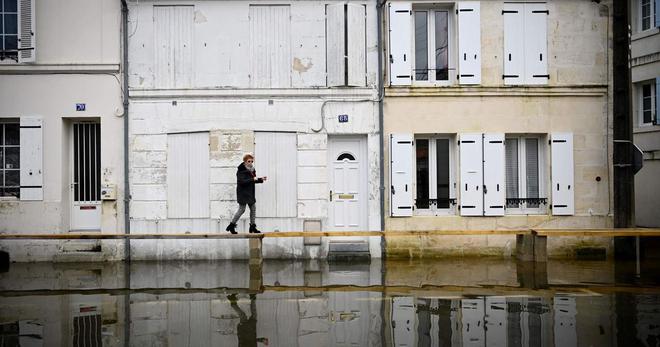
xmin=5 ymin=146 xmax=18 ymax=169
xmin=5 ymin=123 xmax=18 ymax=145
xmin=5 ymin=34 xmax=16 ymax=50
xmin=644 ymin=110 xmax=653 ymax=124
xmin=434 ymin=11 xmax=449 ymax=81
xmin=5 ymin=169 xmax=18 ymax=186
xmin=643 ymin=96 xmax=652 ymax=110
xmin=505 ymin=138 xmax=519 ymax=208
xmin=436 ymin=139 xmax=450 ymax=208
xmin=4 ymin=14 xmax=16 ymax=34
xmin=414 ymin=11 xmax=428 ymax=81
xmin=416 ymin=139 xmax=429 ymax=209
xmin=4 ymin=0 xmax=17 ymax=13
xmin=525 ymin=138 xmax=540 ymax=208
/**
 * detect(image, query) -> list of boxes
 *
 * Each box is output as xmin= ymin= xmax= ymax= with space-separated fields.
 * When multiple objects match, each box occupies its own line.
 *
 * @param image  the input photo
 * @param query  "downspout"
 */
xmin=121 ymin=0 xmax=130 ymax=262
xmin=377 ymin=0 xmax=386 ymax=235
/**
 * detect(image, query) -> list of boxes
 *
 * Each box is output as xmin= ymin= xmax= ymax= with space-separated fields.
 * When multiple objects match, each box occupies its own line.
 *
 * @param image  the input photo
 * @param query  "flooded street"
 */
xmin=1 ymin=259 xmax=659 ymax=346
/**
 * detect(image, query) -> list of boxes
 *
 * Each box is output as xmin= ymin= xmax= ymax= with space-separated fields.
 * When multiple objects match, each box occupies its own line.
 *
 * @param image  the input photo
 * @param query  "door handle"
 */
xmin=329 ymin=190 xmax=333 ymax=202
xmin=483 ymin=185 xmax=487 ymax=194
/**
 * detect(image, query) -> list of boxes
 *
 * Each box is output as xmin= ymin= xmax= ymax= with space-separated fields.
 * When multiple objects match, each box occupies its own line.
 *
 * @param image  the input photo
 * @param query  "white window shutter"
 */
xmin=347 ymin=4 xmax=367 ymax=87
xmin=20 ymin=116 xmax=43 ymax=201
xmin=459 ymin=133 xmax=483 ymax=216
xmin=188 ymin=132 xmax=209 ymax=218
xmin=551 ymin=133 xmax=574 ymax=215
xmin=483 ymin=133 xmax=505 ymax=216
xmin=656 ymin=0 xmax=660 ymax=28
xmin=167 ymin=134 xmax=190 ymax=218
xmin=523 ymin=3 xmax=548 ymax=85
xmin=503 ymin=3 xmax=524 ymax=85
xmin=655 ymin=77 xmax=660 ymax=124
xmin=255 ymin=132 xmax=297 ymax=218
xmin=18 ymin=0 xmax=36 ymax=63
xmin=388 ymin=2 xmax=412 ymax=86
xmin=390 ymin=134 xmax=413 ymax=217
xmin=457 ymin=1 xmax=481 ymax=85
xmin=326 ymin=3 xmax=345 ymax=87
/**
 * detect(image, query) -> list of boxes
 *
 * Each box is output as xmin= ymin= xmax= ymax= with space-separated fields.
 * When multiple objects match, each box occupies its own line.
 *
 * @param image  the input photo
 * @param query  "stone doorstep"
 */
xmin=327 ymin=241 xmax=370 ymax=262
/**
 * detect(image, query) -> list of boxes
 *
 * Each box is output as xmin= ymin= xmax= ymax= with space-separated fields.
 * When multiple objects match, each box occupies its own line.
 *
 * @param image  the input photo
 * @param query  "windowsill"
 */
xmin=632 ymin=27 xmax=660 ymax=41
xmin=0 ymin=196 xmax=19 ymax=201
xmin=385 ymin=85 xmax=608 ymax=97
xmin=634 ymin=125 xmax=660 ymax=133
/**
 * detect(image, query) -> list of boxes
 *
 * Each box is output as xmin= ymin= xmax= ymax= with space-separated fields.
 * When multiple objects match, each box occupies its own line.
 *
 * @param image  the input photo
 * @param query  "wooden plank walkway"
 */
xmin=0 ymin=228 xmax=659 ymax=240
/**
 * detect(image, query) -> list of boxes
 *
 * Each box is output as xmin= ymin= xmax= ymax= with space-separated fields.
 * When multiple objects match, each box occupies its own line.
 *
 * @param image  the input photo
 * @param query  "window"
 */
xmin=249 ymin=5 xmax=291 ymax=88
xmin=639 ymin=0 xmax=656 ymax=31
xmin=505 ymin=136 xmax=546 ymax=213
xmin=639 ymin=80 xmax=657 ymax=125
xmin=413 ymin=8 xmax=450 ymax=83
xmin=154 ymin=6 xmax=193 ymax=88
xmin=503 ymin=3 xmax=549 ymax=85
xmin=0 ymin=120 xmax=19 ymax=198
xmin=326 ymin=3 xmax=367 ymax=87
xmin=0 ymin=0 xmax=17 ymax=61
xmin=414 ymin=136 xmax=455 ymax=214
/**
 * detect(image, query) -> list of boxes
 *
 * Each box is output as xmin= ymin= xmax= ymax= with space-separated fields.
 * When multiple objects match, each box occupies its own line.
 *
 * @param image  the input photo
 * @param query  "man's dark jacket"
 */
xmin=236 ymin=162 xmax=263 ymax=205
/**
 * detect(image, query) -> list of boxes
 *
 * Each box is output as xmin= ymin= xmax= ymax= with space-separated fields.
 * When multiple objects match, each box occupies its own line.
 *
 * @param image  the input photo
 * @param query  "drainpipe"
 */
xmin=120 ymin=0 xmax=130 ymax=262
xmin=377 ymin=0 xmax=386 ymax=235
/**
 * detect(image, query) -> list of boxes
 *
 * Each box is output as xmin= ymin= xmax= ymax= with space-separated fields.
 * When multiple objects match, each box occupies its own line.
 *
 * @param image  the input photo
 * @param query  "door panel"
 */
xmin=328 ymin=137 xmax=367 ymax=232
xmin=71 ymin=122 xmax=101 ymax=231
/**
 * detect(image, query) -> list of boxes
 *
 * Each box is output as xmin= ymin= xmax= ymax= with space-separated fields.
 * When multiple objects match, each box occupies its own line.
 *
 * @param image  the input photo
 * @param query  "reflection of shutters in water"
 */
xmin=73 ymin=123 xmax=101 ymax=203
xmin=73 ymin=314 xmax=102 ymax=347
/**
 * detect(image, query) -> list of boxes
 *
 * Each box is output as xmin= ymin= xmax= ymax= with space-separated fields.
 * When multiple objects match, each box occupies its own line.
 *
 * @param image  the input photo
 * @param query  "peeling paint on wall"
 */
xmin=292 ymin=57 xmax=313 ymax=73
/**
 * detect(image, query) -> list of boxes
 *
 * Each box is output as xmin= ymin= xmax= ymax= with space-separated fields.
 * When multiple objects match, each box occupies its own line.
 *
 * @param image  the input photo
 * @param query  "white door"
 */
xmin=328 ymin=136 xmax=368 ymax=232
xmin=70 ymin=122 xmax=101 ymax=231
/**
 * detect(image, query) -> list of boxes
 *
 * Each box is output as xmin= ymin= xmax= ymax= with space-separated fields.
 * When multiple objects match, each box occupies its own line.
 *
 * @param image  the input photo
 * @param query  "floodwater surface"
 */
xmin=1 ymin=258 xmax=659 ymax=346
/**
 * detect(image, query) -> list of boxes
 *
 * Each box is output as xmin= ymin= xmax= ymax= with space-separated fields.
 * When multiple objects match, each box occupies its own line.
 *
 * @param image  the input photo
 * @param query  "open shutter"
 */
xmin=653 ymin=78 xmax=660 ymax=125
xmin=18 ymin=0 xmax=36 ymax=63
xmin=326 ymin=3 xmax=345 ymax=87
xmin=503 ymin=3 xmax=524 ymax=85
xmin=459 ymin=133 xmax=483 ymax=216
xmin=551 ymin=133 xmax=574 ymax=215
xmin=389 ymin=2 xmax=412 ymax=86
xmin=390 ymin=134 xmax=413 ymax=216
xmin=457 ymin=1 xmax=481 ymax=85
xmin=347 ymin=4 xmax=367 ymax=86
xmin=524 ymin=3 xmax=548 ymax=84
xmin=20 ymin=116 xmax=43 ymax=200
xmin=483 ymin=133 xmax=505 ymax=216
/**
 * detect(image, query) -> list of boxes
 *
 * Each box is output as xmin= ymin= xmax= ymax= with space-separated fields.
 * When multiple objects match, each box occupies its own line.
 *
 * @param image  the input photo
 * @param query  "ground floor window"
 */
xmin=505 ymin=135 xmax=546 ymax=214
xmin=415 ymin=136 xmax=456 ymax=214
xmin=638 ymin=80 xmax=657 ymax=126
xmin=0 ymin=120 xmax=19 ymax=198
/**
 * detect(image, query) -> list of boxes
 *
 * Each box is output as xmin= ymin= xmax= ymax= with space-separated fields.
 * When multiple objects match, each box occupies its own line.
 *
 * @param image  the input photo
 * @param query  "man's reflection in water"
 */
xmin=228 ymin=293 xmax=269 ymax=346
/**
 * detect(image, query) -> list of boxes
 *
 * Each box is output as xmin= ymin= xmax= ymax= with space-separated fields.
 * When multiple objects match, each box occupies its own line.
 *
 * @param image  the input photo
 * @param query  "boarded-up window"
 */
xmin=254 ymin=132 xmax=297 ymax=217
xmin=167 ymin=132 xmax=209 ymax=218
xmin=249 ymin=5 xmax=291 ymax=88
xmin=154 ymin=6 xmax=193 ymax=89
xmin=326 ymin=3 xmax=366 ymax=87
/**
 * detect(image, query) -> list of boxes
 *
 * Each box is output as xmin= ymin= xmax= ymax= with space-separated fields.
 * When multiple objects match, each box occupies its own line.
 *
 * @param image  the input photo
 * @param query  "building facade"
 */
xmin=631 ymin=0 xmax=660 ymax=227
xmin=126 ymin=0 xmax=382 ymax=259
xmin=0 ymin=0 xmax=125 ymax=261
xmin=383 ymin=0 xmax=614 ymax=257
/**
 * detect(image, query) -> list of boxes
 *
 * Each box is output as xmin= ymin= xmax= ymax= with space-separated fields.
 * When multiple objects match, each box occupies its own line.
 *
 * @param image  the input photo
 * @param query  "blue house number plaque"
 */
xmin=338 ymin=114 xmax=349 ymax=123
xmin=76 ymin=103 xmax=86 ymax=111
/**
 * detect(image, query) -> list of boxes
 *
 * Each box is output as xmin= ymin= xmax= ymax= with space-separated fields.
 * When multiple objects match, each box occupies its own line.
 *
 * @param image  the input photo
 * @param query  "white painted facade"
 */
xmin=0 ymin=0 xmax=125 ymax=261
xmin=630 ymin=0 xmax=660 ymax=227
xmin=126 ymin=0 xmax=382 ymax=259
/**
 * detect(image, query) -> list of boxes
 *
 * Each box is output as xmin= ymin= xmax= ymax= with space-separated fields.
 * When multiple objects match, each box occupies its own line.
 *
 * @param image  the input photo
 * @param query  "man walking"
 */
xmin=226 ymin=153 xmax=267 ymax=234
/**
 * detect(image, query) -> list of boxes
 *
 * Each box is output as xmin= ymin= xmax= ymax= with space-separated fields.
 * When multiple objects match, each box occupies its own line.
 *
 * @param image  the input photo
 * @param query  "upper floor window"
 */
xmin=638 ymin=80 xmax=658 ymax=126
xmin=0 ymin=0 xmax=18 ymax=62
xmin=326 ymin=3 xmax=367 ymax=87
xmin=389 ymin=2 xmax=481 ymax=87
xmin=0 ymin=0 xmax=35 ymax=63
xmin=639 ymin=0 xmax=657 ymax=31
xmin=502 ymin=2 xmax=548 ymax=85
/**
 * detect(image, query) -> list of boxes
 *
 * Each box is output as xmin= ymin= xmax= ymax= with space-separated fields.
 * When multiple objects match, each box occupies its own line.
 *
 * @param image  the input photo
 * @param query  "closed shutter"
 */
xmin=167 ymin=132 xmax=209 ymax=218
xmin=390 ymin=134 xmax=413 ymax=216
xmin=188 ymin=132 xmax=209 ymax=218
xmin=347 ymin=4 xmax=367 ymax=87
xmin=524 ymin=3 xmax=548 ymax=84
xmin=656 ymin=0 xmax=660 ymax=27
xmin=255 ymin=132 xmax=297 ymax=217
xmin=457 ymin=1 xmax=481 ymax=85
xmin=18 ymin=0 xmax=36 ymax=63
xmin=249 ymin=5 xmax=291 ymax=88
xmin=551 ymin=133 xmax=574 ymax=215
xmin=326 ymin=3 xmax=345 ymax=87
xmin=503 ymin=3 xmax=524 ymax=85
xmin=154 ymin=6 xmax=193 ymax=89
xmin=389 ymin=2 xmax=412 ymax=86
xmin=483 ymin=133 xmax=505 ymax=216
xmin=459 ymin=133 xmax=483 ymax=216
xmin=19 ymin=116 xmax=42 ymax=200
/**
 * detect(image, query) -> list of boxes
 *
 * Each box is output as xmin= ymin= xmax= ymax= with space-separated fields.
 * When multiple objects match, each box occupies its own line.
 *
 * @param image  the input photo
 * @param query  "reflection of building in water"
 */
xmin=636 ymin=295 xmax=660 ymax=346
